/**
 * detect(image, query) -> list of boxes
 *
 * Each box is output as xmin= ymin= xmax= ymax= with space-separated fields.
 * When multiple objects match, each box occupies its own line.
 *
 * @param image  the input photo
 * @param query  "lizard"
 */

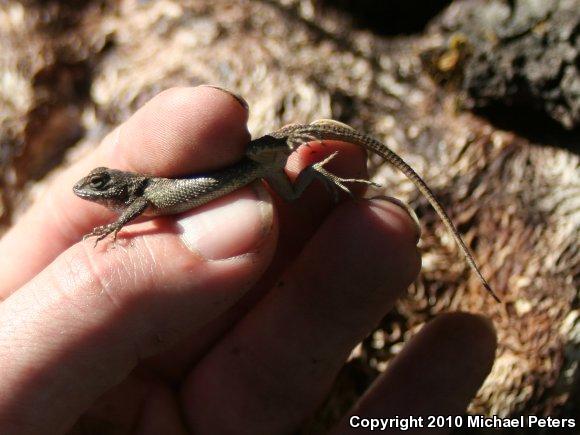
xmin=73 ymin=119 xmax=501 ymax=302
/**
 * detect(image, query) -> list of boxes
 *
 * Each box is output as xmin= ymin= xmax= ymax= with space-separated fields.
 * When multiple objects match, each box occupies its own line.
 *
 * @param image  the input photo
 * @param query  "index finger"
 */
xmin=0 ymin=86 xmax=250 ymax=298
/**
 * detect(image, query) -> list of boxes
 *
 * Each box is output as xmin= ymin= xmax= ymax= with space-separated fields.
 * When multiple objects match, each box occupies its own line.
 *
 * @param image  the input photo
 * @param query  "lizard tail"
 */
xmin=298 ymin=122 xmax=502 ymax=303
xmin=372 ymin=145 xmax=501 ymax=304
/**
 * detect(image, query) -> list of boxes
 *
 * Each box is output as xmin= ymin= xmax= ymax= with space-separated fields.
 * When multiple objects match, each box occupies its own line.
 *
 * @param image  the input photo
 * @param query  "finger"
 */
xmin=0 ymin=86 xmax=250 ymax=298
xmin=145 ymin=139 xmax=370 ymax=378
xmin=333 ymin=312 xmax=497 ymax=435
xmin=270 ymin=139 xmax=370 ymax=270
xmin=0 ymin=183 xmax=277 ymax=434
xmin=182 ymin=198 xmax=421 ymax=434
xmin=69 ymin=375 xmax=188 ymax=434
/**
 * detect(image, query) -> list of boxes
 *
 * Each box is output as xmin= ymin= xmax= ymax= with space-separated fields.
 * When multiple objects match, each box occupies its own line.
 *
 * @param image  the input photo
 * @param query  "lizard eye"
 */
xmin=89 ymin=174 xmax=110 ymax=189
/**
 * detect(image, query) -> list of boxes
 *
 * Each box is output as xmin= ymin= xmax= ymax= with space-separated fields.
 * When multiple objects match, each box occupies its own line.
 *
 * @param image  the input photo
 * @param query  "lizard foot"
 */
xmin=83 ymin=224 xmax=122 ymax=247
xmin=312 ymin=151 xmax=380 ymax=202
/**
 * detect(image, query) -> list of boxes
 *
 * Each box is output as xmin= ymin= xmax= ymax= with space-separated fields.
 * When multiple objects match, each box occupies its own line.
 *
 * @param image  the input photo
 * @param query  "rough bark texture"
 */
xmin=0 ymin=0 xmax=578 ymax=432
xmin=450 ymin=0 xmax=580 ymax=131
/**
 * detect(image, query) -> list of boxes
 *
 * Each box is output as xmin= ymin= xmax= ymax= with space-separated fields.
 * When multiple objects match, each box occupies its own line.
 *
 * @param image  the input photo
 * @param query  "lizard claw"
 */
xmin=83 ymin=223 xmax=120 ymax=247
xmin=312 ymin=151 xmax=380 ymax=202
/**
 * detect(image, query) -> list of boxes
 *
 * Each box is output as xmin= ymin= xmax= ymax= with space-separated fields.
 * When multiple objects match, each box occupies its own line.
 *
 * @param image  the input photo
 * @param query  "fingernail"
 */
xmin=370 ymin=196 xmax=422 ymax=243
xmin=177 ymin=183 xmax=273 ymax=260
xmin=200 ymin=85 xmax=249 ymax=111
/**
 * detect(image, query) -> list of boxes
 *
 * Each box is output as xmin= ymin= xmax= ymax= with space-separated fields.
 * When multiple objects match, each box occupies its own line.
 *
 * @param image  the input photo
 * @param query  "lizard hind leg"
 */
xmin=294 ymin=119 xmax=356 ymax=152
xmin=266 ymin=151 xmax=379 ymax=203
xmin=290 ymin=118 xmax=356 ymax=149
xmin=289 ymin=133 xmax=322 ymax=149
xmin=310 ymin=119 xmax=355 ymax=131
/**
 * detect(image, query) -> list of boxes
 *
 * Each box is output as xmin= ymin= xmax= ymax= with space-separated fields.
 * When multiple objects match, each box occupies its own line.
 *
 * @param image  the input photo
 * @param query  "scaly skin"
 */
xmin=73 ymin=119 xmax=500 ymax=302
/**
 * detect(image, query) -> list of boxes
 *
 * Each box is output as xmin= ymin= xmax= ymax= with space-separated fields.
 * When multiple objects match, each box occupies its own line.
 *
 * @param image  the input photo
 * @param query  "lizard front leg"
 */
xmin=266 ymin=152 xmax=379 ymax=202
xmin=84 ymin=197 xmax=149 ymax=246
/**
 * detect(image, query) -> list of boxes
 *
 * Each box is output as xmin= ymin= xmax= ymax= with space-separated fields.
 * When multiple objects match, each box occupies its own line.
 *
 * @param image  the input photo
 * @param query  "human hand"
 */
xmin=0 ymin=86 xmax=496 ymax=434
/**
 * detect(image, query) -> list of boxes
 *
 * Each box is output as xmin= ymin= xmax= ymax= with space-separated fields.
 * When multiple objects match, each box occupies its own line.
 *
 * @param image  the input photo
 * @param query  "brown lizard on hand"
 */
xmin=73 ymin=119 xmax=500 ymax=302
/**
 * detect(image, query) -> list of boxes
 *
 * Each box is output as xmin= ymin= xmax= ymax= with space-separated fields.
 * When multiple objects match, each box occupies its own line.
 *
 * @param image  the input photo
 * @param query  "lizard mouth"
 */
xmin=72 ymin=183 xmax=91 ymax=198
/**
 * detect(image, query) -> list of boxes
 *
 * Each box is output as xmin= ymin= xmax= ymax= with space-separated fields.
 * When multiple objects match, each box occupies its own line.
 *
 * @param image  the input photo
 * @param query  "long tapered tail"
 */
xmin=295 ymin=121 xmax=501 ymax=303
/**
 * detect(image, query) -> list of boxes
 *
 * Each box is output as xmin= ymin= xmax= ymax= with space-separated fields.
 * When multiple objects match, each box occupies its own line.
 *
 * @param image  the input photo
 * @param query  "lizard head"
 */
xmin=73 ymin=167 xmax=148 ymax=211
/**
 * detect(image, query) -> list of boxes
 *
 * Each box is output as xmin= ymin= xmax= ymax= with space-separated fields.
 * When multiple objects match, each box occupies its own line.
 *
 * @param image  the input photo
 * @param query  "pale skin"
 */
xmin=0 ymin=86 xmax=496 ymax=434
